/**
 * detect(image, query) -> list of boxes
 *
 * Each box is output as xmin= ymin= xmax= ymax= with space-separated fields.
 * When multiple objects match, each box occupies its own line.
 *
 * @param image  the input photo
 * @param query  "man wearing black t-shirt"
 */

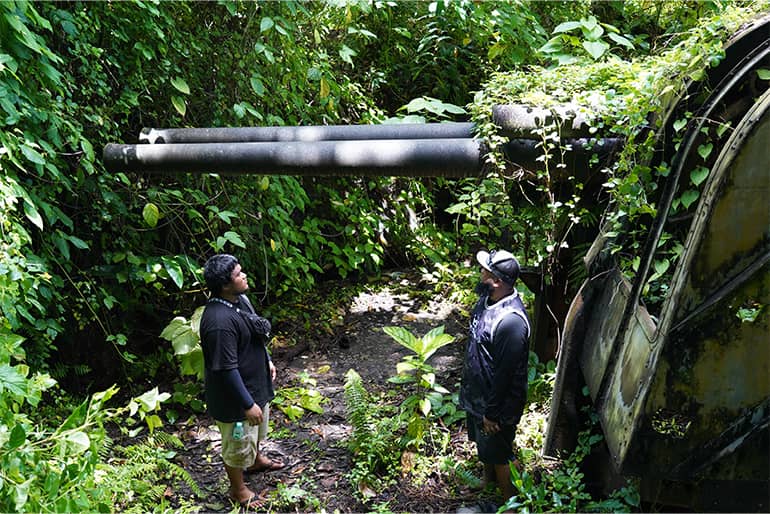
xmin=459 ymin=249 xmax=531 ymax=505
xmin=200 ymin=254 xmax=284 ymax=509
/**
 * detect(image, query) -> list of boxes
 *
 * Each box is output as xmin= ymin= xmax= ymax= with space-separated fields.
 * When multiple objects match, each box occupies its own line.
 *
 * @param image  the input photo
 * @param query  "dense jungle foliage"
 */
xmin=1 ymin=0 xmax=768 ymax=511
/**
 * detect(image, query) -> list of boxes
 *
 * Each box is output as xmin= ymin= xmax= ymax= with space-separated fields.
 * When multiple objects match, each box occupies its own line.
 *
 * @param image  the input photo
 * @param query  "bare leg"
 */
xmin=225 ymin=463 xmax=256 ymax=504
xmin=484 ymin=462 xmax=497 ymax=484
xmin=494 ymin=463 xmax=514 ymax=501
xmin=246 ymin=440 xmax=285 ymax=472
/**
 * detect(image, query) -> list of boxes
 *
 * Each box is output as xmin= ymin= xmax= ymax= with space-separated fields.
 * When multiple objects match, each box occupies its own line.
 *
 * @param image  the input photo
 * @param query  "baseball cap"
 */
xmin=476 ymin=249 xmax=520 ymax=285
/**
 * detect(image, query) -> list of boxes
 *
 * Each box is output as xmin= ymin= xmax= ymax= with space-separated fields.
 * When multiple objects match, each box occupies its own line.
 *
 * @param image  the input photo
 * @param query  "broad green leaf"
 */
xmin=716 ymin=122 xmax=732 ymax=137
xmin=172 ymin=329 xmax=200 ymax=356
xmin=680 ymin=189 xmax=699 ymax=209
xmin=396 ymin=361 xmax=417 ymax=375
xmin=20 ymin=144 xmax=45 ymax=165
xmin=697 ymin=143 xmax=713 ymax=160
xmin=180 ymin=348 xmax=204 ymax=378
xmin=421 ymin=325 xmax=455 ymax=359
xmin=673 ymin=118 xmax=687 ymax=132
xmin=217 ymin=210 xmax=237 ymax=223
xmin=66 ymin=234 xmax=89 ymax=249
xmin=13 ymin=477 xmax=33 ymax=513
xmin=581 ymin=16 xmax=599 ymax=30
xmin=320 ymin=76 xmax=330 ymax=98
xmin=160 ymin=316 xmax=191 ymax=342
xmin=419 ymin=397 xmax=431 ymax=416
xmin=553 ymin=21 xmax=582 ymax=34
xmin=690 ymin=166 xmax=709 ymax=186
xmin=383 ymin=326 xmax=419 ymax=351
xmin=280 ymin=404 xmax=304 ymax=421
xmin=339 ymin=44 xmax=357 ymax=65
xmin=260 ymin=17 xmax=274 ymax=32
xmin=143 ymin=203 xmax=160 ymax=228
xmin=23 ymin=200 xmax=43 ymax=229
xmin=162 ymin=257 xmax=184 ymax=289
xmin=171 ymin=77 xmax=190 ymax=95
xmin=538 ymin=36 xmax=564 ymax=54
xmin=307 ymin=67 xmax=322 ymax=81
xmin=65 ymin=431 xmax=90 ymax=454
xmin=250 ymin=76 xmax=265 ymax=97
xmin=583 ymin=40 xmax=609 ymax=60
xmin=654 ymin=259 xmax=670 ymax=276
xmin=80 ymin=138 xmax=94 ymax=162
xmin=224 ymin=231 xmax=246 ymax=248
xmin=582 ymin=23 xmax=604 ymax=41
xmin=0 ymin=364 xmax=27 ymax=396
xmin=8 ymin=424 xmax=26 ymax=450
xmin=145 ymin=414 xmax=163 ymax=433
xmin=757 ymin=69 xmax=770 ymax=80
xmin=135 ymin=387 xmax=171 ymax=412
xmin=43 ymin=470 xmax=61 ymax=497
xmin=171 ymin=95 xmax=186 ymax=116
xmin=608 ymin=32 xmax=634 ymax=49
xmin=445 ymin=202 xmax=468 ymax=214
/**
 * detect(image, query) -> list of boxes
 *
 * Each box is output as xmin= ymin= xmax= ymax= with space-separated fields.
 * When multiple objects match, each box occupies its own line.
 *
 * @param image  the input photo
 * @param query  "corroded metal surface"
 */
xmin=546 ymin=14 xmax=770 ymax=510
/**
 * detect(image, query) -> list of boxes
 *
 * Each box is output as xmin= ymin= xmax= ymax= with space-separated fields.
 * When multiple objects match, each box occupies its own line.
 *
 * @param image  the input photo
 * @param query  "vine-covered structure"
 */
xmin=104 ymin=13 xmax=769 ymax=512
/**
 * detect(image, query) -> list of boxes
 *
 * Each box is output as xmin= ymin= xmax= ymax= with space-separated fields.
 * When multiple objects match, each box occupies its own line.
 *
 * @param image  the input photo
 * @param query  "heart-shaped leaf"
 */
xmin=681 ymin=189 xmax=700 ymax=209
xmin=690 ymin=166 xmax=710 ymax=186
xmin=697 ymin=143 xmax=713 ymax=160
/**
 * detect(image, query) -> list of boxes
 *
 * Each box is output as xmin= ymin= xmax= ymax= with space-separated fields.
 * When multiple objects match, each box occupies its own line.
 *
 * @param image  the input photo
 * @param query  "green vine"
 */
xmin=469 ymin=1 xmax=770 ymax=297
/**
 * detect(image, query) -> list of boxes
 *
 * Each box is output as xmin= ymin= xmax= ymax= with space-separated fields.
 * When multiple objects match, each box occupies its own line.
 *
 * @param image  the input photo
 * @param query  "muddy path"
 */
xmin=170 ymin=276 xmax=496 ymax=512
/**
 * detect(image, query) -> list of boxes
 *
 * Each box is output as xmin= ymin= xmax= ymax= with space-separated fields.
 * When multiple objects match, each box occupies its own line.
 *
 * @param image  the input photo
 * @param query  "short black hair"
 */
xmin=203 ymin=254 xmax=239 ymax=295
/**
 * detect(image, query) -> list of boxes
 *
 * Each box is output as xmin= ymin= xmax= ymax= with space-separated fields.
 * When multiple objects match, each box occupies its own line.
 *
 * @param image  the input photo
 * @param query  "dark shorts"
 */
xmin=466 ymin=415 xmax=517 ymax=465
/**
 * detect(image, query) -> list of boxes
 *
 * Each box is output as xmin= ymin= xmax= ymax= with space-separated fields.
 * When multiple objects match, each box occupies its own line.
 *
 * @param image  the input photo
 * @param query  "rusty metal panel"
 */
xmin=599 ymin=304 xmax=659 ymax=468
xmin=674 ymin=101 xmax=770 ymax=321
xmin=579 ymin=270 xmax=630 ymax=399
xmin=628 ymin=89 xmax=770 ymax=482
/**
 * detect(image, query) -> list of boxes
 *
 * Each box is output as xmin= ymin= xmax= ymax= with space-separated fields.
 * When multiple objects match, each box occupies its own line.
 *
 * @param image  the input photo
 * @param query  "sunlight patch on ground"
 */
xmin=348 ymin=287 xmax=458 ymax=323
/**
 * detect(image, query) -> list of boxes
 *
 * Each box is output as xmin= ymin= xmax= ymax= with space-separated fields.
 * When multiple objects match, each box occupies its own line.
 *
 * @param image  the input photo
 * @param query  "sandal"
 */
xmin=245 ymin=458 xmax=285 ymax=474
xmin=229 ymin=494 xmax=265 ymax=511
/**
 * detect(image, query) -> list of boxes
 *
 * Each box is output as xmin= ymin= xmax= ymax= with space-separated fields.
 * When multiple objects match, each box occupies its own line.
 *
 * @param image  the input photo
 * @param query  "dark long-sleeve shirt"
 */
xmin=459 ymin=292 xmax=530 ymax=425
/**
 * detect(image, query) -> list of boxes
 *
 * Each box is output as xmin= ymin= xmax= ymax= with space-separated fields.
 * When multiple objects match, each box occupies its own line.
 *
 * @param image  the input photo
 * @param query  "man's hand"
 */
xmin=269 ymin=361 xmax=277 ymax=382
xmin=245 ymin=403 xmax=263 ymax=426
xmin=482 ymin=416 xmax=501 ymax=435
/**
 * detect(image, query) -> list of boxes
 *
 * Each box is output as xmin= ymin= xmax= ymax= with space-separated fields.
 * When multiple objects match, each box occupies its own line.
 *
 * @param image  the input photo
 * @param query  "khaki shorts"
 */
xmin=216 ymin=403 xmax=270 ymax=469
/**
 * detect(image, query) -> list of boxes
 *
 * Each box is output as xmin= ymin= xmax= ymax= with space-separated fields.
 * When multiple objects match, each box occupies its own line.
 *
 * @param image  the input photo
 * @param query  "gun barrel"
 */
xmin=103 ymin=138 xmax=485 ymax=177
xmin=139 ymin=122 xmax=476 ymax=144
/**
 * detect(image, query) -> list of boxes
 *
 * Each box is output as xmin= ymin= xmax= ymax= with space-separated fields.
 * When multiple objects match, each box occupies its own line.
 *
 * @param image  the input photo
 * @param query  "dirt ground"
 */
xmin=170 ymin=275 xmax=498 ymax=513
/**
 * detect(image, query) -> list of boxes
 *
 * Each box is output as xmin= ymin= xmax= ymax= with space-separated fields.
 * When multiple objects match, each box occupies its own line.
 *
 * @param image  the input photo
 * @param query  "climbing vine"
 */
xmin=468 ymin=1 xmax=770 ymax=303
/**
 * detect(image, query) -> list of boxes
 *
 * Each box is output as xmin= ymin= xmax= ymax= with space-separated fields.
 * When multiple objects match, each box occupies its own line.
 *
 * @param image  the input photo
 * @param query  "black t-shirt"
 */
xmin=199 ymin=296 xmax=275 ymax=422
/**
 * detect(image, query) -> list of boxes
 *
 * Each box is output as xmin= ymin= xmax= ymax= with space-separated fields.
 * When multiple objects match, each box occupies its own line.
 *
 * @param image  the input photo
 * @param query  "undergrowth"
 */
xmin=100 ymin=432 xmax=201 ymax=513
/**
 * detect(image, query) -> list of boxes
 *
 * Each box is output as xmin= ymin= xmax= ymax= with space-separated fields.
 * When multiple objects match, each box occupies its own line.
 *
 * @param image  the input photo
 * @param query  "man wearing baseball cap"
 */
xmin=459 ymin=249 xmax=531 ymax=505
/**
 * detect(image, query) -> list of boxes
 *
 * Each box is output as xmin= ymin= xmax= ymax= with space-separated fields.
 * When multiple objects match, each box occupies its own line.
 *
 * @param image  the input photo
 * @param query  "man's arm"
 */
xmin=220 ymin=368 xmax=263 ymax=424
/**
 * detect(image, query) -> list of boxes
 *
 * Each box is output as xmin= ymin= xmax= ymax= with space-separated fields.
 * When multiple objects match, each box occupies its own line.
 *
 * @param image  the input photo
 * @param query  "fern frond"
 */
xmin=99 ymin=435 xmax=115 ymax=460
xmin=344 ymin=369 xmax=375 ymax=451
xmin=455 ymin=466 xmax=483 ymax=489
xmin=158 ymin=460 xmax=203 ymax=497
xmin=152 ymin=430 xmax=184 ymax=449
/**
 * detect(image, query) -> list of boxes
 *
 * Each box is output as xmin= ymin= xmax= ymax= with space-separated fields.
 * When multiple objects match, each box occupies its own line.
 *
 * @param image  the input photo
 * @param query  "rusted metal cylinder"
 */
xmin=137 ymin=103 xmax=596 ymax=144
xmin=103 ymin=138 xmax=485 ymax=177
xmin=139 ymin=122 xmax=476 ymax=144
xmin=492 ymin=103 xmax=594 ymax=138
xmin=104 ymin=136 xmax=621 ymax=177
